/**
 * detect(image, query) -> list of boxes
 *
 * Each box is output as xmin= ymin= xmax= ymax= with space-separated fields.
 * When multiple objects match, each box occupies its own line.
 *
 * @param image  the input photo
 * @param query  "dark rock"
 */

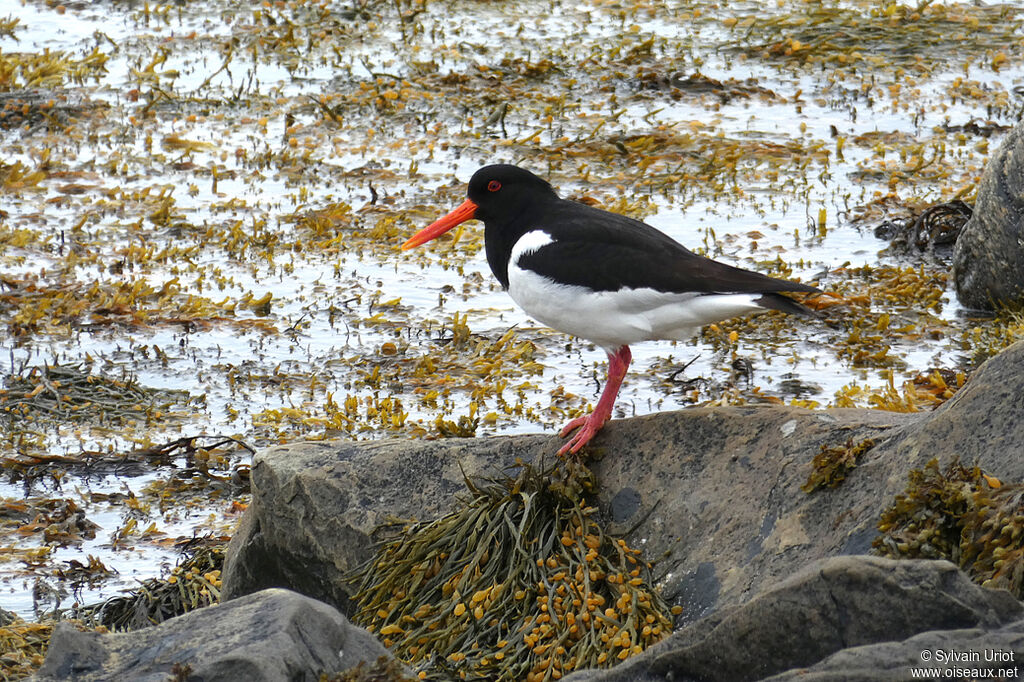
xmin=953 ymin=120 xmax=1024 ymax=309
xmin=33 ymin=588 xmax=400 ymax=682
xmin=596 ymin=338 xmax=1024 ymax=621
xmin=561 ymin=555 xmax=1023 ymax=682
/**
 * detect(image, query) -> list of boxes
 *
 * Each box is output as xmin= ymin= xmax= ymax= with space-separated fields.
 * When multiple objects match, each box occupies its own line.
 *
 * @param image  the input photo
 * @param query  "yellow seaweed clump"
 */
xmin=960 ymin=484 xmax=1024 ymax=597
xmin=874 ymin=457 xmax=1024 ymax=598
xmin=0 ymin=616 xmax=100 ymax=680
xmin=875 ymin=457 xmax=984 ymax=560
xmin=801 ymin=437 xmax=875 ymax=493
xmin=348 ymin=462 xmax=674 ymax=681
xmin=71 ymin=540 xmax=225 ymax=631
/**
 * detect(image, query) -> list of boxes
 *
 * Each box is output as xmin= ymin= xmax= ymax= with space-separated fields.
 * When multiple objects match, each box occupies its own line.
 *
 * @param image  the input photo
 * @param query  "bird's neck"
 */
xmin=483 ymin=197 xmax=558 ymax=289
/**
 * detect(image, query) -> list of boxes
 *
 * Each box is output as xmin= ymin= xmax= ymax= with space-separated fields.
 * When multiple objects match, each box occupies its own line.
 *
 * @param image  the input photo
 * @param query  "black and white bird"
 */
xmin=403 ymin=165 xmax=819 ymax=456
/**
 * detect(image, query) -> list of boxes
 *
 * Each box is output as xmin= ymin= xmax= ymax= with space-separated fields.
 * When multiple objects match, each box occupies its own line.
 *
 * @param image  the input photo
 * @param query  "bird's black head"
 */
xmin=401 ymin=164 xmax=558 ymax=253
xmin=465 ymin=165 xmax=558 ymax=225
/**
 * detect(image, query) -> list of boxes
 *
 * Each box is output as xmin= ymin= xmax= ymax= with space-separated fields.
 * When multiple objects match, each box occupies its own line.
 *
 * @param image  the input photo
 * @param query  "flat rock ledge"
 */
xmin=37 ymin=340 xmax=1024 ymax=680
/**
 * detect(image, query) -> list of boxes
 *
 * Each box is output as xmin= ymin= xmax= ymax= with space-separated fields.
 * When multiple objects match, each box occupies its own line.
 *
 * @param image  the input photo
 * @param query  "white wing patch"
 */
xmin=509 ymin=230 xmax=554 ymax=267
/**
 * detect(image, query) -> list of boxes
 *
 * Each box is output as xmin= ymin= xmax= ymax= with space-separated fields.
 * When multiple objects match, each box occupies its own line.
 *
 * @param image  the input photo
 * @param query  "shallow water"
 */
xmin=1 ymin=0 xmax=1022 ymax=618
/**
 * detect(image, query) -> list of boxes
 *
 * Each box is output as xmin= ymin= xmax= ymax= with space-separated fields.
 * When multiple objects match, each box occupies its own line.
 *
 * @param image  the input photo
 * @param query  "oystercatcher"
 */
xmin=403 ymin=165 xmax=819 ymax=455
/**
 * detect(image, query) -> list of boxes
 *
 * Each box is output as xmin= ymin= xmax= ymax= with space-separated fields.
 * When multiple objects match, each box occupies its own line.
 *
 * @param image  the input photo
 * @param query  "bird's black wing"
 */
xmin=520 ymin=200 xmax=819 ymax=295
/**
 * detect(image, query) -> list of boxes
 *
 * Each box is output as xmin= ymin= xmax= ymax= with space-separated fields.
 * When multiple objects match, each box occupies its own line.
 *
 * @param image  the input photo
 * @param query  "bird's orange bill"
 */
xmin=402 ymin=198 xmax=478 ymax=250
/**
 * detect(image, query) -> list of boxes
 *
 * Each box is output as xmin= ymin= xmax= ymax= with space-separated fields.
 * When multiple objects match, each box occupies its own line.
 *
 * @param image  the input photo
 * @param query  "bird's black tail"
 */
xmin=756 ymin=292 xmax=820 ymax=318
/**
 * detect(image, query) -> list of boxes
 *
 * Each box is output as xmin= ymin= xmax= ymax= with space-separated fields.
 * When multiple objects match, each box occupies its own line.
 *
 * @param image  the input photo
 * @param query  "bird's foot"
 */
xmin=556 ymin=346 xmax=630 ymax=457
xmin=557 ymin=413 xmax=607 ymax=456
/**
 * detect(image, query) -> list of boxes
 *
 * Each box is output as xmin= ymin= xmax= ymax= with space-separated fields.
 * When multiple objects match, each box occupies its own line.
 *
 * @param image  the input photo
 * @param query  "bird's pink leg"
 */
xmin=558 ymin=345 xmax=632 ymax=456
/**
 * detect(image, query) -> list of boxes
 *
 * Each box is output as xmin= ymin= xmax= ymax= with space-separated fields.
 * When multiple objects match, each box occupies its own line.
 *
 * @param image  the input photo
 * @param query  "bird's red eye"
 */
xmin=487 ymin=180 xmax=501 ymax=192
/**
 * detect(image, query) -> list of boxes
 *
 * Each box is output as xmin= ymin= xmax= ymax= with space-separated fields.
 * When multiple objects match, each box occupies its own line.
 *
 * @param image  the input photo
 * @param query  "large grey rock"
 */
xmin=562 ymin=555 xmax=1024 ymax=682
xmin=223 ymin=340 xmax=1024 ymax=623
xmin=954 ymin=120 xmax=1024 ymax=309
xmin=33 ymin=588 xmax=399 ymax=682
xmin=222 ymin=435 xmax=546 ymax=606
xmin=221 ymin=406 xmax=910 ymax=612
xmin=613 ymin=336 xmax=1024 ymax=620
xmin=218 ymin=341 xmax=1024 ymax=681
xmin=870 ymin=333 xmax=1024 ymax=488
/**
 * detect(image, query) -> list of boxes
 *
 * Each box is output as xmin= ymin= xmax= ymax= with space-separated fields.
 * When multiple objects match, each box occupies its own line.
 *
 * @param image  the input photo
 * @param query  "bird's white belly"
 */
xmin=507 ymin=266 xmax=767 ymax=352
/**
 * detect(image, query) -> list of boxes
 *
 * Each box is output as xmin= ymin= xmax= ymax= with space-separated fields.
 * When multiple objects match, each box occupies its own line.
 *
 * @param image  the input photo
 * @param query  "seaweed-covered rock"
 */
xmin=222 ymin=435 xmax=545 ymax=606
xmin=223 ymin=341 xmax=1024 ymax=624
xmin=220 ymin=341 xmax=1024 ymax=680
xmin=561 ymin=555 xmax=1023 ymax=682
xmin=221 ymin=406 xmax=915 ymax=615
xmin=33 ymin=588 xmax=400 ymax=682
xmin=953 ymin=119 xmax=1024 ymax=309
